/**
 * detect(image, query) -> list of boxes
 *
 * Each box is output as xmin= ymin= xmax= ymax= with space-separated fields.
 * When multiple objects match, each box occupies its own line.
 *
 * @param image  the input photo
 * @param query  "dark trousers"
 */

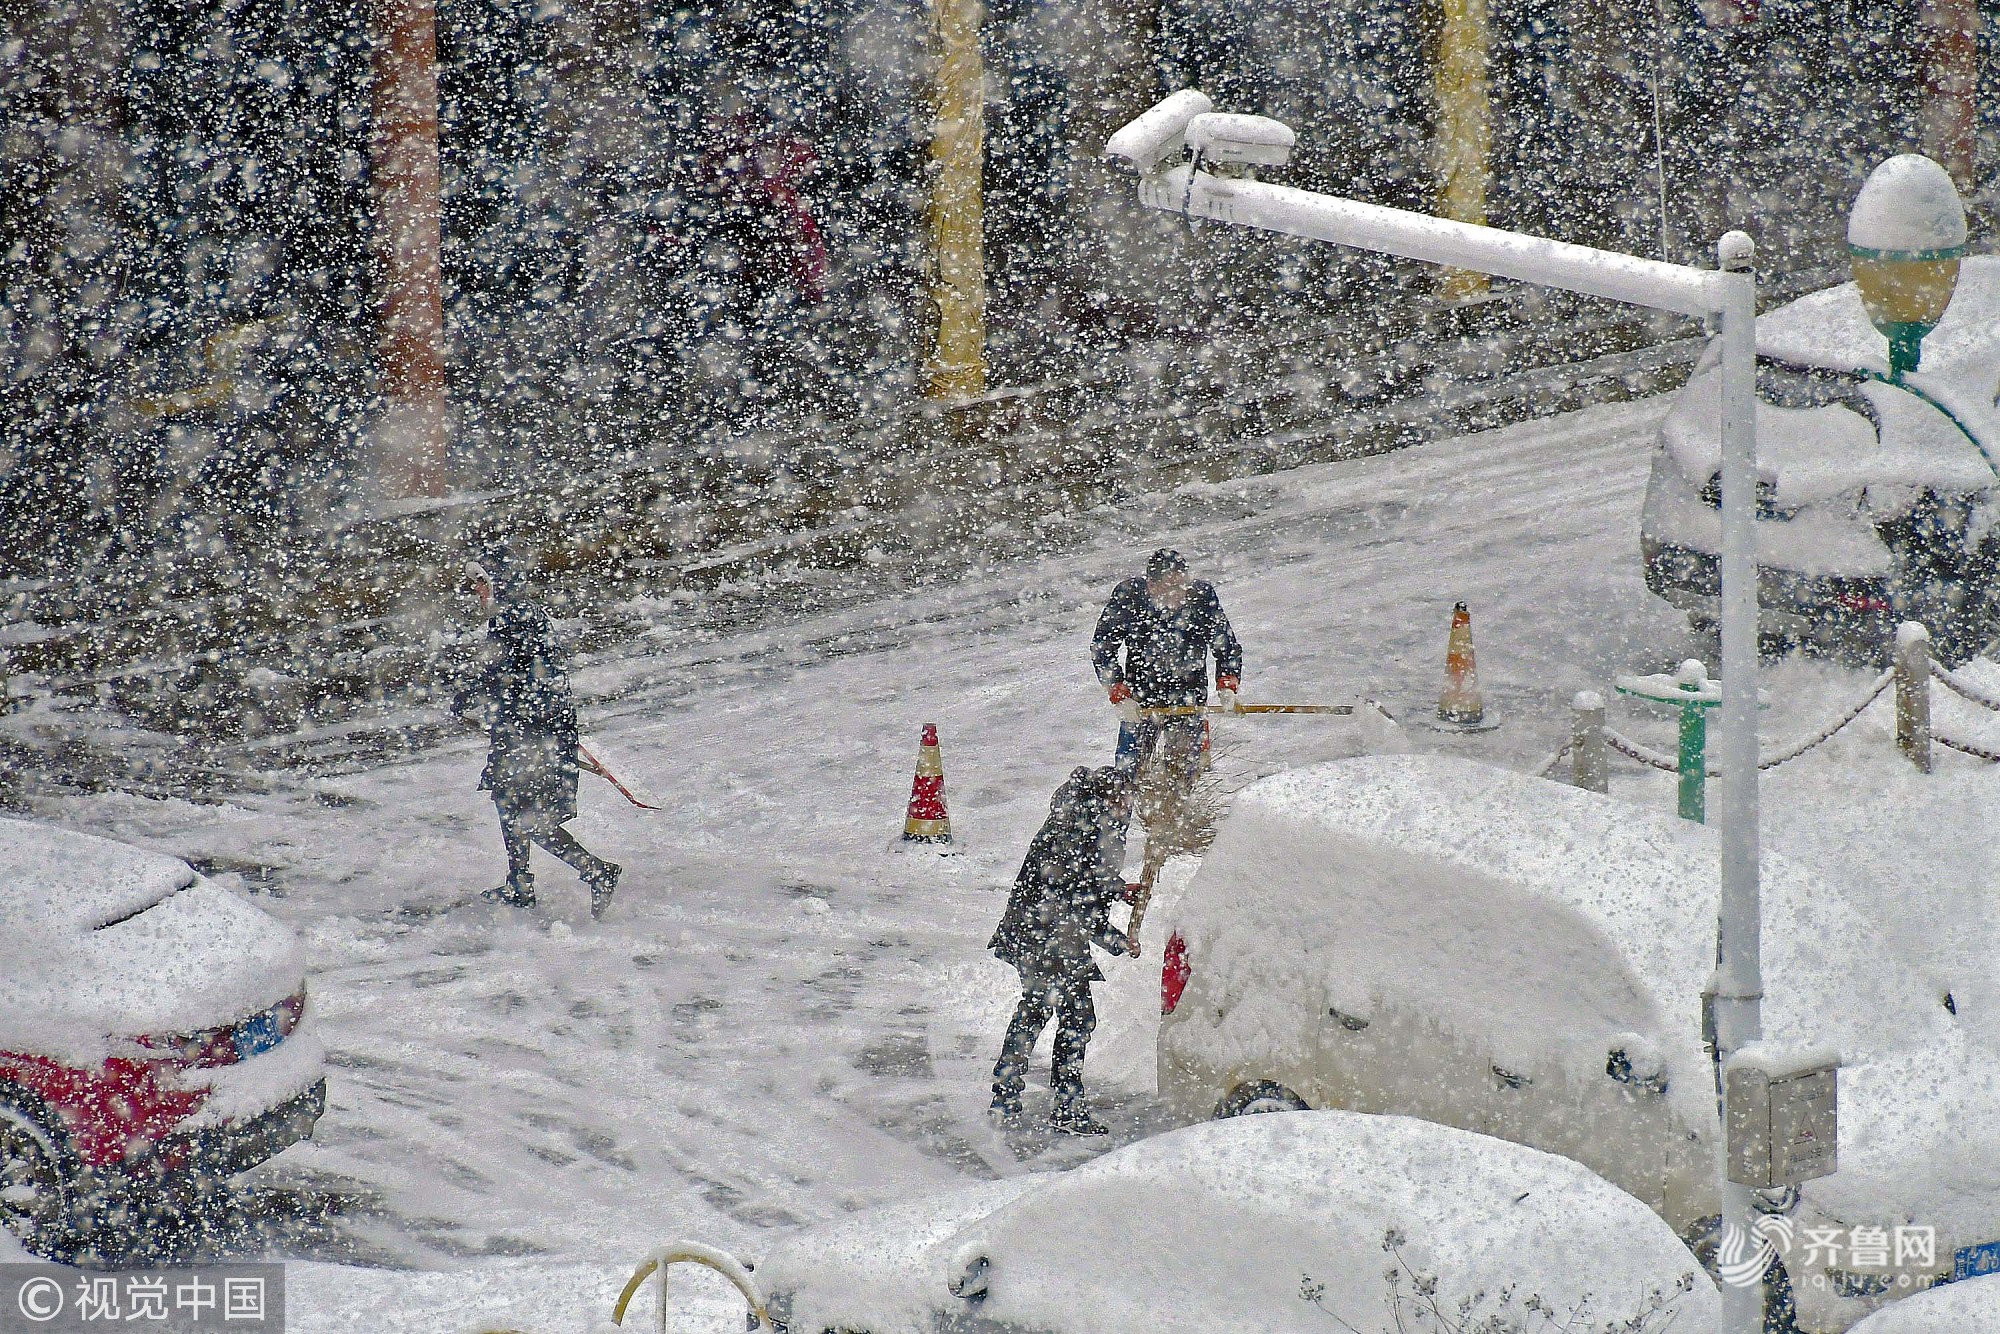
xmin=1114 ymin=716 xmax=1205 ymax=787
xmin=498 ymin=804 xmax=613 ymax=891
xmin=993 ymin=974 xmax=1097 ymax=1104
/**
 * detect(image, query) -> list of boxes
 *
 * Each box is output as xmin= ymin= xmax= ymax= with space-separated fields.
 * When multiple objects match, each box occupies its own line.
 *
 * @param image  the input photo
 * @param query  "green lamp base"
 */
xmin=1883 ymin=321 xmax=1933 ymax=380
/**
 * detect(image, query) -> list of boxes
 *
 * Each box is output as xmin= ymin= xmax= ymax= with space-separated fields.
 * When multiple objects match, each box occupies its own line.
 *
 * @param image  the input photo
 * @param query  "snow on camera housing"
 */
xmin=1643 ymin=255 xmax=2000 ymax=665
xmin=0 ymin=818 xmax=326 ymax=1257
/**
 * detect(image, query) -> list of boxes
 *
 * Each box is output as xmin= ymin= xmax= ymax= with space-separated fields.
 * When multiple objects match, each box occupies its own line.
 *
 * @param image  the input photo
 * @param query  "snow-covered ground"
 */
xmin=29 ymin=391 xmax=2000 ymax=1329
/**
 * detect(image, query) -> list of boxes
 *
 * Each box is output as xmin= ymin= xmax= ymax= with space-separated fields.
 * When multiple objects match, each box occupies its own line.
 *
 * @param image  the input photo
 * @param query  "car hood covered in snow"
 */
xmin=759 ymin=1111 xmax=1717 ymax=1334
xmin=1170 ymin=754 xmax=1939 ymax=1137
xmin=1661 ymin=254 xmax=2000 ymax=512
xmin=1847 ymin=1272 xmax=2000 ymax=1332
xmin=0 ymin=815 xmax=199 ymax=933
xmin=757 ymin=1177 xmax=1039 ymax=1334
xmin=0 ymin=817 xmax=304 ymax=1061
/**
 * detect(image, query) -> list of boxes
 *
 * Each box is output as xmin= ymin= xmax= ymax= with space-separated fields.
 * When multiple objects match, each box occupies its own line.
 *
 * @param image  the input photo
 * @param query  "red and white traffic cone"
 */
xmin=899 ymin=723 xmax=955 ymax=848
xmin=1435 ymin=601 xmax=1496 ymax=730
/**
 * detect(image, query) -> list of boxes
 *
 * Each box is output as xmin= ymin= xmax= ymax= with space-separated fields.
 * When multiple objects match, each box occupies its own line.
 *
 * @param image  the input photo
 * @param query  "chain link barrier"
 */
xmin=1535 ymin=739 xmax=1575 ymax=778
xmin=1602 ymin=729 xmax=1680 ymax=773
xmin=1927 ymin=659 xmax=2000 ymax=761
xmin=1573 ymin=650 xmax=2000 ymax=784
xmin=1932 ymin=660 xmax=2000 ymax=714
xmin=1937 ymin=733 xmax=2000 ymax=762
xmin=1746 ymin=669 xmax=1896 ymax=771
xmin=1585 ymin=669 xmax=1896 ymax=778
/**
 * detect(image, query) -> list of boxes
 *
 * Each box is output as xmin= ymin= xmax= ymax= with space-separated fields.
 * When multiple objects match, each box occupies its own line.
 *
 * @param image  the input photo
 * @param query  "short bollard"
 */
xmin=1895 ymin=622 xmax=1932 ymax=774
xmin=1571 ymin=690 xmax=1608 ymax=794
xmin=1616 ymin=659 xmax=1723 ymax=824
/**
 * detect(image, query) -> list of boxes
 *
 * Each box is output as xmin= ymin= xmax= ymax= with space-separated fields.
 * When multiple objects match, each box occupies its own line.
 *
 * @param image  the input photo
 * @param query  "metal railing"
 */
xmin=1546 ymin=622 xmax=2000 ymax=808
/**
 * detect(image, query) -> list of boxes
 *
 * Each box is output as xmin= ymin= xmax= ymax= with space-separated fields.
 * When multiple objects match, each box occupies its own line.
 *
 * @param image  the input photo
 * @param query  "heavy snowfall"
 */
xmin=3 ymin=2 xmax=2000 ymax=1333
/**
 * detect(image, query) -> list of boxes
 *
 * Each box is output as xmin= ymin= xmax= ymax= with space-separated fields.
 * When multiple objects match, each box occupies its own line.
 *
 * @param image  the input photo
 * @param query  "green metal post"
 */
xmin=1614 ymin=659 xmax=1721 ymax=824
xmin=1678 ymin=685 xmax=1707 ymax=823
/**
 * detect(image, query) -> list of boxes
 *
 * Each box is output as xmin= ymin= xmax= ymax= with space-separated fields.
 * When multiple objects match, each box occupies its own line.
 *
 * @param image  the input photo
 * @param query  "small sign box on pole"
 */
xmin=1725 ymin=1047 xmax=1839 ymax=1188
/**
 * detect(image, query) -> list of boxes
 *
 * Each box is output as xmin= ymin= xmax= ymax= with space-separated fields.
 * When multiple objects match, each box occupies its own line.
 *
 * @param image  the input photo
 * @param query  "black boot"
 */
xmin=480 ymin=877 xmax=535 ymax=908
xmin=587 ymin=862 xmax=621 ymax=921
xmin=1049 ymin=1100 xmax=1107 ymax=1136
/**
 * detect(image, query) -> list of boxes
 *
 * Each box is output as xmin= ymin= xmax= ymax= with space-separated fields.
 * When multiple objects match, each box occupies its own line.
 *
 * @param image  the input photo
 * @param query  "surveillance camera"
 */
xmin=1184 ymin=112 xmax=1295 ymax=168
xmin=1104 ymin=89 xmax=1215 ymax=174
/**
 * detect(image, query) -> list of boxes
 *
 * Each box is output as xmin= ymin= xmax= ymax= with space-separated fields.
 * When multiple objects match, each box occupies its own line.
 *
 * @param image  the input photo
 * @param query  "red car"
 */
xmin=0 ymin=817 xmax=325 ymax=1256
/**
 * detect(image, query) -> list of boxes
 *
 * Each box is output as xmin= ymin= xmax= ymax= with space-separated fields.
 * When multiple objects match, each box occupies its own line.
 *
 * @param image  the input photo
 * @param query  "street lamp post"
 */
xmin=1847 ymin=154 xmax=1968 ymax=380
xmin=1108 ymin=93 xmax=1768 ymax=1333
xmin=1711 ymin=227 xmax=1765 ymax=1334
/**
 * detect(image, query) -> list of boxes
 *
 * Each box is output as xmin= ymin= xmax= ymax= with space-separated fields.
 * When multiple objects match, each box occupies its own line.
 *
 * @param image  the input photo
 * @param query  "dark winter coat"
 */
xmin=1092 ymin=576 xmax=1243 ymax=707
xmin=452 ymin=600 xmax=580 ymax=829
xmin=989 ymin=769 xmax=1132 ymax=984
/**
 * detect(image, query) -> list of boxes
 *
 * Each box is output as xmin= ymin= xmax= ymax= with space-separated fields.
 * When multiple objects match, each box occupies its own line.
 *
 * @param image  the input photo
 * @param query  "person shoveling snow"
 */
xmin=987 ymin=765 xmax=1139 ymax=1136
xmin=1092 ymin=548 xmax=1242 ymax=939
xmin=453 ymin=550 xmax=623 ymax=920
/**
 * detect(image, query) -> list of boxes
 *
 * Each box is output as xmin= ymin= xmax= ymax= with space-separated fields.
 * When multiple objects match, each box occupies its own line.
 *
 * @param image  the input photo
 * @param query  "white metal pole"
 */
xmin=1118 ymin=104 xmax=1774 ymax=1327
xmin=1712 ymin=228 xmax=1765 ymax=1334
xmin=1141 ymin=169 xmax=1721 ymax=317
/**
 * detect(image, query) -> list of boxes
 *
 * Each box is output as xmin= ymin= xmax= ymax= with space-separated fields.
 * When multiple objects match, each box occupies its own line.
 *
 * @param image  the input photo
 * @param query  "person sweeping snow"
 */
xmin=452 ymin=553 xmax=622 ymax=920
xmin=1091 ymin=548 xmax=1242 ymax=926
xmin=988 ymin=765 xmax=1138 ymax=1135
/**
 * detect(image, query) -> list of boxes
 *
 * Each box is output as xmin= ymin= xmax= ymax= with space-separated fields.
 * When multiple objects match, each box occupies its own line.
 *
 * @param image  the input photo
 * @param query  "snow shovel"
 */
xmin=1140 ymin=701 xmax=1356 ymax=717
xmin=1125 ymin=809 xmax=1186 ymax=951
xmin=577 ymin=738 xmax=663 ymax=810
xmin=1126 ymin=882 xmax=1157 ymax=953
xmin=1123 ymin=753 xmax=1210 ymax=953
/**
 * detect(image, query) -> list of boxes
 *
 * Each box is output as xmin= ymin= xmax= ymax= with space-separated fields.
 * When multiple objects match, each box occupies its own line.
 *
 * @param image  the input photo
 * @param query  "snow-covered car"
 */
xmin=753 ymin=1109 xmax=1718 ymax=1333
xmin=0 ymin=818 xmax=326 ymax=1256
xmin=1846 ymin=1272 xmax=2000 ymax=1332
xmin=1154 ymin=754 xmax=1994 ymax=1332
xmin=1642 ymin=254 xmax=2000 ymax=663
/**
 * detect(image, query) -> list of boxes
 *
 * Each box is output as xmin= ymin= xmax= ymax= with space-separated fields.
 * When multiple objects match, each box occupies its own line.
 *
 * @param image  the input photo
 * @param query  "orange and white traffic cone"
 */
xmin=1436 ymin=601 xmax=1491 ymax=729
xmin=900 ymin=723 xmax=955 ymax=847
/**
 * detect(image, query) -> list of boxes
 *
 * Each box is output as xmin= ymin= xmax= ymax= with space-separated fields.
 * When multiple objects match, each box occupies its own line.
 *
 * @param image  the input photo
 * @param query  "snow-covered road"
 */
xmin=54 ymin=392 xmax=1873 ymax=1282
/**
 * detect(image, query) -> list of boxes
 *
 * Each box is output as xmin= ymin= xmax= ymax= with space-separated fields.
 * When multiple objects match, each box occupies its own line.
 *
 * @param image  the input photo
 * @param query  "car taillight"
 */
xmin=1833 ymin=589 xmax=1892 ymax=613
xmin=274 ymin=986 xmax=307 ymax=1037
xmin=1161 ymin=932 xmax=1190 ymax=1016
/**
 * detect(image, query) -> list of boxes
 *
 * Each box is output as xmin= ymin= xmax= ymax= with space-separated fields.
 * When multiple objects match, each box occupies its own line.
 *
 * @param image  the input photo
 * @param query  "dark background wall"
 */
xmin=2 ymin=0 xmax=1995 ymax=585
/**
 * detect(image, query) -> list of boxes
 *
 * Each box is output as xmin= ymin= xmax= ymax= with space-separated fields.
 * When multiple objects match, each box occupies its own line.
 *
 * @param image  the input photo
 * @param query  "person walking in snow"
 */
xmin=988 ymin=765 xmax=1137 ymax=1135
xmin=452 ymin=554 xmax=621 ymax=920
xmin=1091 ymin=548 xmax=1242 ymax=894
